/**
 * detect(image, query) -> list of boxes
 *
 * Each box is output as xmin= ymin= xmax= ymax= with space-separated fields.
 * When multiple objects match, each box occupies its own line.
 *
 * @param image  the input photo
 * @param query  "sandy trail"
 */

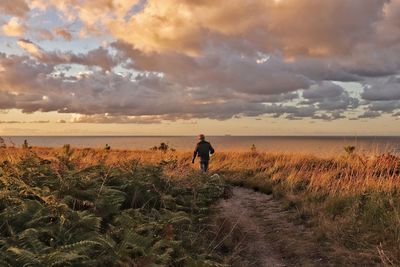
xmin=214 ymin=187 xmax=332 ymax=267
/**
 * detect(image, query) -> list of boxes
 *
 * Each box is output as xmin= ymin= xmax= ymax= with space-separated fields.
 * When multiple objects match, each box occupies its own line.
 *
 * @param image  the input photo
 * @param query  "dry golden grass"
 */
xmin=1 ymin=146 xmax=400 ymax=264
xmin=1 ymin=147 xmax=399 ymax=194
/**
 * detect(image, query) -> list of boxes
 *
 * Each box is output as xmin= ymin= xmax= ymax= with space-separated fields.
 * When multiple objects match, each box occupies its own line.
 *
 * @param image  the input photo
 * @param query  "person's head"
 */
xmin=198 ymin=134 xmax=205 ymax=141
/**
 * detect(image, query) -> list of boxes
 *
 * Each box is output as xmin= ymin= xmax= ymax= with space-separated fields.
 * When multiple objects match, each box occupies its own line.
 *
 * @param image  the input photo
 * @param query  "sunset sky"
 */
xmin=0 ymin=0 xmax=399 ymax=136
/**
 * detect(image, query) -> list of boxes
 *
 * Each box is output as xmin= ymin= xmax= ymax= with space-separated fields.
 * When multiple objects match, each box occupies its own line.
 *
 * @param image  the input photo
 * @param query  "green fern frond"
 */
xmin=59 ymin=240 xmax=101 ymax=251
xmin=44 ymin=251 xmax=88 ymax=267
xmin=7 ymin=246 xmax=40 ymax=265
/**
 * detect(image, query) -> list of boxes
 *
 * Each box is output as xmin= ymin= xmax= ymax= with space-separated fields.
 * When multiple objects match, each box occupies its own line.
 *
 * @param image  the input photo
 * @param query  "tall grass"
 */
xmin=1 ymin=146 xmax=400 ymax=265
xmin=2 ymin=147 xmax=398 ymax=193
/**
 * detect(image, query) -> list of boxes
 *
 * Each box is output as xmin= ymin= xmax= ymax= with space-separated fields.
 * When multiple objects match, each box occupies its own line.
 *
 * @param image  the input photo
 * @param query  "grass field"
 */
xmin=1 ymin=144 xmax=399 ymax=266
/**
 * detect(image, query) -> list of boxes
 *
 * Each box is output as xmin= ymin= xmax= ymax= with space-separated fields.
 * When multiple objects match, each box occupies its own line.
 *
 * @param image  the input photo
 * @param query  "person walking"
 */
xmin=192 ymin=134 xmax=215 ymax=172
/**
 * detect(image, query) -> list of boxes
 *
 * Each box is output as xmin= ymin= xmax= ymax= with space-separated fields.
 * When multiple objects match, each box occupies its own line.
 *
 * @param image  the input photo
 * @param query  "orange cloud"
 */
xmin=17 ymin=39 xmax=44 ymax=58
xmin=54 ymin=27 xmax=72 ymax=41
xmin=2 ymin=17 xmax=26 ymax=37
xmin=0 ymin=0 xmax=29 ymax=17
xmin=107 ymin=0 xmax=388 ymax=58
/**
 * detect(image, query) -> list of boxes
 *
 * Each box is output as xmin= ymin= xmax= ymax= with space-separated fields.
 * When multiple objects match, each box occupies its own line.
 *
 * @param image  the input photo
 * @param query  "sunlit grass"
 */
xmin=1 ymin=145 xmax=399 ymax=265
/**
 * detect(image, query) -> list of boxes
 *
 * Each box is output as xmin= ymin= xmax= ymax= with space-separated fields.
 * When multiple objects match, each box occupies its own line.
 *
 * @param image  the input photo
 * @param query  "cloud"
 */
xmin=361 ymin=76 xmax=400 ymax=100
xmin=303 ymin=82 xmax=345 ymax=100
xmin=0 ymin=120 xmax=50 ymax=123
xmin=1 ymin=0 xmax=400 ymax=123
xmin=36 ymin=29 xmax=54 ymax=40
xmin=71 ymin=114 xmax=163 ymax=124
xmin=17 ymin=40 xmax=118 ymax=70
xmin=114 ymin=42 xmax=312 ymax=96
xmin=0 ymin=91 xmax=17 ymax=109
xmin=0 ymin=47 xmax=369 ymax=122
xmin=358 ymin=111 xmax=382 ymax=119
xmin=2 ymin=17 xmax=26 ymax=37
xmin=17 ymin=39 xmax=44 ymax=58
xmin=366 ymin=100 xmax=400 ymax=113
xmin=0 ymin=0 xmax=29 ymax=17
xmin=27 ymin=0 xmax=393 ymax=60
xmin=302 ymin=82 xmax=359 ymax=111
xmin=0 ymin=53 xmax=311 ymax=121
xmin=106 ymin=0 xmax=388 ymax=57
xmin=54 ymin=27 xmax=72 ymax=41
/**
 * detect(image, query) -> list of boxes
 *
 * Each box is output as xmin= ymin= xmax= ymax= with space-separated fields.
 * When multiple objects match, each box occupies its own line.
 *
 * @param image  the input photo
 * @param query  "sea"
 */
xmin=1 ymin=136 xmax=400 ymax=156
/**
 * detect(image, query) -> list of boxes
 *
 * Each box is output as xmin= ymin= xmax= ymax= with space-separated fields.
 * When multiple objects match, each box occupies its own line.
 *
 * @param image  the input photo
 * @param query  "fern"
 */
xmin=59 ymin=240 xmax=101 ymax=251
xmin=7 ymin=246 xmax=41 ymax=265
xmin=45 ymin=251 xmax=88 ymax=266
xmin=0 ymin=154 xmax=227 ymax=266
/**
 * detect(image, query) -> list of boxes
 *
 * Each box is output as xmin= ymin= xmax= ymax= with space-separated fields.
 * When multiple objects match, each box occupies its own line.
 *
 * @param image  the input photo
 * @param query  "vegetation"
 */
xmin=0 ymin=137 xmax=6 ymax=149
xmin=0 ymin=147 xmax=227 ymax=266
xmin=344 ymin=145 xmax=356 ymax=155
xmin=151 ymin=143 xmax=176 ymax=153
xmin=1 ymin=145 xmax=399 ymax=265
xmin=214 ymin=151 xmax=400 ymax=266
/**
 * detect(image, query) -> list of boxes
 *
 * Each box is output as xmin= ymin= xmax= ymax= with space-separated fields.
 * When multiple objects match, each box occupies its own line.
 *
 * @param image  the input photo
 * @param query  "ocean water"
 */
xmin=2 ymin=136 xmax=400 ymax=156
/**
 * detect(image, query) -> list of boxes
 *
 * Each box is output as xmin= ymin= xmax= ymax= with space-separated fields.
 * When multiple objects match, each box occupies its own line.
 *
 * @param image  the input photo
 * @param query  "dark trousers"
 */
xmin=200 ymin=161 xmax=209 ymax=172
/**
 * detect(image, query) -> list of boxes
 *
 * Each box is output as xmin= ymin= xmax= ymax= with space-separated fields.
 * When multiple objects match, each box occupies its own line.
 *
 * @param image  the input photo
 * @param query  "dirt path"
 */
xmin=214 ymin=187 xmax=335 ymax=267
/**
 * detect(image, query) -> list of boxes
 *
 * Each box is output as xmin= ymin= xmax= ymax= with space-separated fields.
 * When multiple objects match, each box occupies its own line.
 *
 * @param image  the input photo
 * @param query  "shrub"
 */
xmin=344 ymin=145 xmax=356 ymax=155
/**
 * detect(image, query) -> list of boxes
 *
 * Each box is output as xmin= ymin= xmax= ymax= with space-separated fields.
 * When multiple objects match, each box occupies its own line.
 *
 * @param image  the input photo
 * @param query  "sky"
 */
xmin=0 ymin=0 xmax=399 ymax=136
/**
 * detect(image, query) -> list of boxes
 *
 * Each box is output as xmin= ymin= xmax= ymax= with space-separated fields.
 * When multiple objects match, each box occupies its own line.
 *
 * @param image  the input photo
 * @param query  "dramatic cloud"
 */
xmin=107 ymin=0 xmax=388 ymax=57
xmin=0 ymin=52 xmax=320 ymax=120
xmin=0 ymin=0 xmax=400 ymax=123
xmin=114 ymin=42 xmax=314 ymax=97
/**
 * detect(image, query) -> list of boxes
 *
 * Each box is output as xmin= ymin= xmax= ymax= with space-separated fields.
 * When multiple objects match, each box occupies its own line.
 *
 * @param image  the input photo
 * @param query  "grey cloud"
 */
xmin=288 ymin=57 xmax=362 ymax=82
xmin=114 ymin=42 xmax=312 ymax=96
xmin=303 ymin=82 xmax=344 ymax=100
xmin=0 ymin=51 xmax=363 ymax=122
xmin=302 ymin=82 xmax=360 ymax=111
xmin=312 ymin=112 xmax=346 ymax=121
xmin=367 ymin=100 xmax=400 ymax=113
xmin=358 ymin=111 xmax=382 ymax=118
xmin=18 ymin=40 xmax=119 ymax=71
xmin=0 ymin=91 xmax=17 ymax=109
xmin=361 ymin=76 xmax=400 ymax=100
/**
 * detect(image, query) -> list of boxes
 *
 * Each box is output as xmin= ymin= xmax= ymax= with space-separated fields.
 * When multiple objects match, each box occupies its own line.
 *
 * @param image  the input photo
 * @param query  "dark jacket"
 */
xmin=193 ymin=140 xmax=215 ymax=162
